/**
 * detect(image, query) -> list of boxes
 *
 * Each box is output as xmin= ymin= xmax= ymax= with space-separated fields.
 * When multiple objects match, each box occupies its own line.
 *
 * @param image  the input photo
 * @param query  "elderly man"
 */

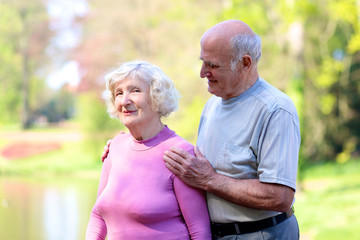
xmin=163 ymin=20 xmax=300 ymax=239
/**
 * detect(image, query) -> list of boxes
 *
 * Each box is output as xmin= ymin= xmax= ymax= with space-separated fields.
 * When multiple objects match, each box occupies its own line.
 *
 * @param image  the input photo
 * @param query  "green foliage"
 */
xmin=0 ymin=0 xmax=52 ymax=128
xmin=164 ymin=95 xmax=207 ymax=144
xmin=76 ymin=93 xmax=123 ymax=163
xmin=0 ymin=3 xmax=22 ymax=123
xmin=31 ymin=86 xmax=76 ymax=123
xmin=0 ymin=0 xmax=359 ymax=165
xmin=315 ymin=58 xmax=344 ymax=89
xmin=221 ymin=0 xmax=271 ymax=35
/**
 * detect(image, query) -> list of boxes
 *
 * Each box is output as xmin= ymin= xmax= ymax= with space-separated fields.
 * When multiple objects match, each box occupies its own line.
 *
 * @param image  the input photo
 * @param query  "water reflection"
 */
xmin=43 ymin=188 xmax=79 ymax=240
xmin=0 ymin=176 xmax=98 ymax=240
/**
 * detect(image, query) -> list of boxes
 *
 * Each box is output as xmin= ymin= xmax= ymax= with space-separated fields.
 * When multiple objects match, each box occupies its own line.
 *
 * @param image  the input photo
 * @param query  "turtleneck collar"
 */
xmin=130 ymin=125 xmax=175 ymax=151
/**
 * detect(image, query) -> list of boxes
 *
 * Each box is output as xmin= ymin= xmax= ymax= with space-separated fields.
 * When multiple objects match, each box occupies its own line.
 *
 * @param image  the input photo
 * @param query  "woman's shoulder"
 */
xmin=166 ymin=131 xmax=194 ymax=154
xmin=112 ymin=132 xmax=131 ymax=144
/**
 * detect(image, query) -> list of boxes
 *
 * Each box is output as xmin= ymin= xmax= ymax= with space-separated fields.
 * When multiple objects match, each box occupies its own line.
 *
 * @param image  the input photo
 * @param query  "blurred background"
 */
xmin=0 ymin=0 xmax=359 ymax=239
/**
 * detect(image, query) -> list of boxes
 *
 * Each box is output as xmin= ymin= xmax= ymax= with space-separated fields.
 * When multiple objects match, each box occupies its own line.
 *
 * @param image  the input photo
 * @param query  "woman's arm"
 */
xmin=174 ymin=176 xmax=211 ymax=239
xmin=85 ymin=155 xmax=112 ymax=239
xmin=173 ymin=146 xmax=211 ymax=240
xmin=85 ymin=209 xmax=107 ymax=240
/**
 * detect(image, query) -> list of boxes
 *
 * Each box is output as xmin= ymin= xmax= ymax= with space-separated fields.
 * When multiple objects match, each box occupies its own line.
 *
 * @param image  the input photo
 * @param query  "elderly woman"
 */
xmin=86 ymin=60 xmax=211 ymax=240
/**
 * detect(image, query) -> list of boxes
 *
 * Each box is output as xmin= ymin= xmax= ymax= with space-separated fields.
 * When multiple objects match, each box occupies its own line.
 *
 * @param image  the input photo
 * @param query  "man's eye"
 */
xmin=209 ymin=63 xmax=218 ymax=69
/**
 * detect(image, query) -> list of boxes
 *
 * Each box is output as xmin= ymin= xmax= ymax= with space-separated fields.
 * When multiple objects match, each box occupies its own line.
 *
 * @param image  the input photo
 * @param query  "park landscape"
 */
xmin=1 ymin=123 xmax=359 ymax=240
xmin=1 ymin=0 xmax=360 ymax=239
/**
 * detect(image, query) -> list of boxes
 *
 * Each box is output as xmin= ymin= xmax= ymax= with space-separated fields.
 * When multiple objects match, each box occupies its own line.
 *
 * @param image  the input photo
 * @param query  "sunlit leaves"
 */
xmin=221 ymin=0 xmax=271 ymax=35
xmin=320 ymin=94 xmax=336 ymax=115
xmin=315 ymin=58 xmax=344 ymax=89
xmin=328 ymin=0 xmax=358 ymax=24
xmin=347 ymin=33 xmax=360 ymax=53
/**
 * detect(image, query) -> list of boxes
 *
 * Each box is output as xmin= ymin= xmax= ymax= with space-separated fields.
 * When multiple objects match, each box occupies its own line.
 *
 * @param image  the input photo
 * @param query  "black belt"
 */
xmin=211 ymin=207 xmax=294 ymax=237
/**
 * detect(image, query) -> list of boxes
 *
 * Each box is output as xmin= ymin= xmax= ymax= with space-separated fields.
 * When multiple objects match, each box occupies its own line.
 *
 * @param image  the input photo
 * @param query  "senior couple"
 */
xmin=86 ymin=20 xmax=301 ymax=240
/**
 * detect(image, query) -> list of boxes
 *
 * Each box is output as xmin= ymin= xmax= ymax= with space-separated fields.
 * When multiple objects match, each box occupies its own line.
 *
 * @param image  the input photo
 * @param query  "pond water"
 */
xmin=0 ymin=176 xmax=99 ymax=240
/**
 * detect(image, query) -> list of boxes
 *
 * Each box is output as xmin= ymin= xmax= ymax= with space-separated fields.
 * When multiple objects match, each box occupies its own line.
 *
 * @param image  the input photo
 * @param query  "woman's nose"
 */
xmin=121 ymin=93 xmax=131 ymax=105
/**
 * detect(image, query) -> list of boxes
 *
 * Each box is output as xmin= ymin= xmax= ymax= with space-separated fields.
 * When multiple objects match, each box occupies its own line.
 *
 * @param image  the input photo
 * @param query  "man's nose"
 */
xmin=200 ymin=64 xmax=211 ymax=78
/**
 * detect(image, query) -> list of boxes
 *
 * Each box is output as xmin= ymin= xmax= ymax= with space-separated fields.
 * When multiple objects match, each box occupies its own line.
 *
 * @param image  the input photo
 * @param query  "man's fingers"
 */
xmin=163 ymin=151 xmax=180 ymax=165
xmin=194 ymin=146 xmax=204 ymax=158
xmin=163 ymin=154 xmax=182 ymax=173
xmin=101 ymin=139 xmax=112 ymax=162
xmin=164 ymin=149 xmax=184 ymax=164
xmin=101 ymin=152 xmax=106 ymax=162
xmin=169 ymin=146 xmax=193 ymax=159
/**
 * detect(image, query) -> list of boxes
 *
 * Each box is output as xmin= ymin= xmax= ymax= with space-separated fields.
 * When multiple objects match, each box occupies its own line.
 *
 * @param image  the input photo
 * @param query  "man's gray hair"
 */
xmin=230 ymin=33 xmax=262 ymax=71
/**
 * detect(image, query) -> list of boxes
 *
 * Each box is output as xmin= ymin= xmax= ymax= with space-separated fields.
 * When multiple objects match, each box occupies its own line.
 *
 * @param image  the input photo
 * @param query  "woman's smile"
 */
xmin=122 ymin=109 xmax=137 ymax=116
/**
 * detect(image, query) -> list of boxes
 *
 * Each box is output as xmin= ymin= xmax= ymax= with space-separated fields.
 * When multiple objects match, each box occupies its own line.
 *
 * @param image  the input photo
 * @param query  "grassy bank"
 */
xmin=295 ymin=160 xmax=360 ymax=240
xmin=0 ymin=125 xmax=103 ymax=177
xmin=0 ymin=141 xmax=102 ymax=177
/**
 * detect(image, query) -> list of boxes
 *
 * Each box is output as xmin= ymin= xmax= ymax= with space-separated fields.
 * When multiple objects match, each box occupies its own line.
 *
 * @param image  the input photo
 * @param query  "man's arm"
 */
xmin=163 ymin=146 xmax=294 ymax=213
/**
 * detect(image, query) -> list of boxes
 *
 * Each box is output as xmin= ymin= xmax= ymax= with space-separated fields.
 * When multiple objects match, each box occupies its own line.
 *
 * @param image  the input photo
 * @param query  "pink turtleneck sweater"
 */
xmin=86 ymin=126 xmax=211 ymax=240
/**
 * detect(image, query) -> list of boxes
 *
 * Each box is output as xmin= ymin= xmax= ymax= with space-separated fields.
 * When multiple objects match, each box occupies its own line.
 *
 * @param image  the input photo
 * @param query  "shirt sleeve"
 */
xmin=85 ymin=209 xmax=107 ymax=240
xmin=173 ymin=148 xmax=212 ymax=240
xmin=258 ymin=108 xmax=300 ymax=191
xmin=85 ymin=155 xmax=112 ymax=240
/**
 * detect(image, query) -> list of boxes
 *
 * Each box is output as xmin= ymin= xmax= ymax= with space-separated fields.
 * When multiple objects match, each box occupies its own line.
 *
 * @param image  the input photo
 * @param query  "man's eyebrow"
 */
xmin=199 ymin=58 xmax=211 ymax=64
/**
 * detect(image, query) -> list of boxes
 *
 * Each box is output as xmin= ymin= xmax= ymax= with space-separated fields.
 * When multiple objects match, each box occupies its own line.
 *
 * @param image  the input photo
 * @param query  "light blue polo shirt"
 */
xmin=197 ymin=77 xmax=300 ymax=223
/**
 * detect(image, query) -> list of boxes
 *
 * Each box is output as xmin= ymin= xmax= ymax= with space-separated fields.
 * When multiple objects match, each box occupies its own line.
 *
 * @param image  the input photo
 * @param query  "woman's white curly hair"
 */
xmin=103 ymin=60 xmax=180 ymax=119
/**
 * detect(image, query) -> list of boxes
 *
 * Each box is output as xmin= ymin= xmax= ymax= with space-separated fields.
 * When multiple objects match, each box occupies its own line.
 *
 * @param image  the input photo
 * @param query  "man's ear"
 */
xmin=242 ymin=55 xmax=252 ymax=68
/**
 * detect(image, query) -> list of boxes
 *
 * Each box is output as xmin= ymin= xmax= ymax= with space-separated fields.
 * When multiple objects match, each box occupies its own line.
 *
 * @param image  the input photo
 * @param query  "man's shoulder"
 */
xmin=203 ymin=95 xmax=221 ymax=111
xmin=254 ymin=78 xmax=297 ymax=113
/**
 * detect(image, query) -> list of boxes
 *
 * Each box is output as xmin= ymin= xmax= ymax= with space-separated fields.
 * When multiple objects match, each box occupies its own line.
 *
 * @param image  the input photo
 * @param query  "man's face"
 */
xmin=200 ymin=39 xmax=244 ymax=100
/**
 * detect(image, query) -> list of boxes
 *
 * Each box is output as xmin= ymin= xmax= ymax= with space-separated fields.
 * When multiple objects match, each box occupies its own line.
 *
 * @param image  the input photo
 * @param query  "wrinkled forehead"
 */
xmin=201 ymin=32 xmax=232 ymax=53
xmin=200 ymin=38 xmax=233 ymax=64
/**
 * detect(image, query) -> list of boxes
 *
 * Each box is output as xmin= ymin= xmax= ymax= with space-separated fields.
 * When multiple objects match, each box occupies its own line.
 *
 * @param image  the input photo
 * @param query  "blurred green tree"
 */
xmin=33 ymin=84 xmax=76 ymax=123
xmin=0 ymin=0 xmax=52 ymax=128
xmin=0 ymin=2 xmax=22 ymax=124
xmin=76 ymin=92 xmax=122 ymax=163
xmin=222 ymin=0 xmax=360 ymax=164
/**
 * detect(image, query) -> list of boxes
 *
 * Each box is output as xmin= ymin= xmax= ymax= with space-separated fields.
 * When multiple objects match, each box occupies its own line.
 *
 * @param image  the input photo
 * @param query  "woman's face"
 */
xmin=114 ymin=77 xmax=159 ymax=130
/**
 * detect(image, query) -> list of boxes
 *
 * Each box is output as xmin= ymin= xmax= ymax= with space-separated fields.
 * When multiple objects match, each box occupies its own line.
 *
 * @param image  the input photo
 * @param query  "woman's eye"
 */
xmin=115 ymin=91 xmax=123 ymax=96
xmin=133 ymin=89 xmax=141 ymax=93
